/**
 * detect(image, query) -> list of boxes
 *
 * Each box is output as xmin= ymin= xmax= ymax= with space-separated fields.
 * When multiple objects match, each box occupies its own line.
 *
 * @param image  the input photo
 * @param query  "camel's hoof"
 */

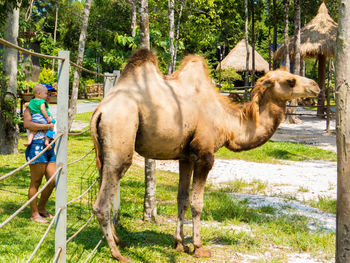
xmin=174 ymin=243 xmax=190 ymax=253
xmin=193 ymin=247 xmax=211 ymax=258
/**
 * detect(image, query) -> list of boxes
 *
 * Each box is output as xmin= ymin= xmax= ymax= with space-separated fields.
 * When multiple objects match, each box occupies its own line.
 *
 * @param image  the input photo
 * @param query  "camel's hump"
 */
xmin=125 ymin=48 xmax=158 ymax=69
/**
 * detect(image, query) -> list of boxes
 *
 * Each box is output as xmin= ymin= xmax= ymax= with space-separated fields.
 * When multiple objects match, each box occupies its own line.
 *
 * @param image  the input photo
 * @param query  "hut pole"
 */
xmin=317 ymin=54 xmax=326 ymax=117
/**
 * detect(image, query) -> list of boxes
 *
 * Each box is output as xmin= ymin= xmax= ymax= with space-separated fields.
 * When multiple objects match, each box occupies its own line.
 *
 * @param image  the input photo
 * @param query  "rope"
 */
xmin=0 ymin=37 xmax=64 ymax=60
xmin=66 ymin=214 xmax=94 ymax=244
xmin=70 ymin=61 xmax=119 ymax=78
xmin=67 ymin=178 xmax=98 ymax=205
xmin=26 ymin=208 xmax=63 ymax=263
xmin=83 ymin=236 xmax=104 ymax=263
xmin=68 ymin=148 xmax=95 ymax=166
xmin=52 ymin=247 xmax=62 ymax=263
xmin=0 ymin=167 xmax=62 ymax=229
xmin=68 ymin=127 xmax=90 ymax=136
xmin=0 ymin=133 xmax=63 ymax=182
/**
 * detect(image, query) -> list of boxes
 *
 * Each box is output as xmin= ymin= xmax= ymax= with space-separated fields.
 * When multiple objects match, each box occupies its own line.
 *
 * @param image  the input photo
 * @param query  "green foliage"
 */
xmin=38 ymin=67 xmax=56 ymax=85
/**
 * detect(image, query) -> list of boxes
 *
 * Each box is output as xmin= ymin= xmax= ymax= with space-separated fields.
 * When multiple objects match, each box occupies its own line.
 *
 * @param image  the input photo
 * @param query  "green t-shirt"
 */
xmin=28 ymin=99 xmax=51 ymax=116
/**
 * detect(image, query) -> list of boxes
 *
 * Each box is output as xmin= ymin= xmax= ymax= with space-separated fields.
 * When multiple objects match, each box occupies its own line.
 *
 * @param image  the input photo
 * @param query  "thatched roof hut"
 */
xmin=217 ymin=39 xmax=269 ymax=73
xmin=275 ymin=2 xmax=337 ymax=59
xmin=275 ymin=2 xmax=337 ymax=116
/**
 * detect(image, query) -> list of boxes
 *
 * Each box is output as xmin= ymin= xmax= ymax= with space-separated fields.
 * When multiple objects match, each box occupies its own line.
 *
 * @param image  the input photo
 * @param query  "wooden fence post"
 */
xmin=55 ymin=51 xmax=69 ymax=263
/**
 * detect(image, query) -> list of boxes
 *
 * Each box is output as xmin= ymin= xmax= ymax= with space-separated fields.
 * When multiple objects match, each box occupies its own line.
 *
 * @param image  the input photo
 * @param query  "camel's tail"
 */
xmin=90 ymin=109 xmax=103 ymax=176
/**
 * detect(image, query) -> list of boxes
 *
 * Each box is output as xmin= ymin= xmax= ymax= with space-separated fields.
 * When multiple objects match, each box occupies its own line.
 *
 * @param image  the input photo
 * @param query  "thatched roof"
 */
xmin=216 ymin=39 xmax=269 ymax=73
xmin=275 ymin=2 xmax=337 ymax=59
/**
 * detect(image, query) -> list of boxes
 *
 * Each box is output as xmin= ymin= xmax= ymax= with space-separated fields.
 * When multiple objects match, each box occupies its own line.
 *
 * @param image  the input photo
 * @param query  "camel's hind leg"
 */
xmin=93 ymin=108 xmax=138 ymax=262
xmin=94 ymin=160 xmax=131 ymax=262
xmin=174 ymin=159 xmax=193 ymax=253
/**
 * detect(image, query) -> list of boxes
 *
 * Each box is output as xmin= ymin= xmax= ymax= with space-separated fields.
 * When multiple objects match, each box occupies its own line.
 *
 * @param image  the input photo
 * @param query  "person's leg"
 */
xmin=24 ymin=131 xmax=35 ymax=146
xmin=28 ymin=163 xmax=49 ymax=223
xmin=38 ymin=161 xmax=56 ymax=218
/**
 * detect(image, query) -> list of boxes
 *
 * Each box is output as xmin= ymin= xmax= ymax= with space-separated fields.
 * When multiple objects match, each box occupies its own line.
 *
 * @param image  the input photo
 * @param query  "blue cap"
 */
xmin=41 ymin=83 xmax=57 ymax=92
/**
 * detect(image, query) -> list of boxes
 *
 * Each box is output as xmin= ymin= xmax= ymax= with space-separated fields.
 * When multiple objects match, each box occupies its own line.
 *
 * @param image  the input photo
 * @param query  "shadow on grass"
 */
xmin=266 ymin=149 xmax=298 ymax=160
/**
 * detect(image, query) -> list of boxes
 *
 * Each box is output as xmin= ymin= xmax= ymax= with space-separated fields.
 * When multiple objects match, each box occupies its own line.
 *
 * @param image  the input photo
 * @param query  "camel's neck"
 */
xmin=224 ymin=94 xmax=286 ymax=152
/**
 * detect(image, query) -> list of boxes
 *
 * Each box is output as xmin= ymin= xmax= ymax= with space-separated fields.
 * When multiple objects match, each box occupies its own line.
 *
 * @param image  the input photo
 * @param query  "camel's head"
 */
xmin=257 ymin=70 xmax=320 ymax=101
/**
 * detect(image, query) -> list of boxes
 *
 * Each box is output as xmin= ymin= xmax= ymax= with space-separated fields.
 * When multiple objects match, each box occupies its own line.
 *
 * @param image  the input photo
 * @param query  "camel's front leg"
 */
xmin=174 ymin=159 xmax=193 ymax=253
xmin=191 ymin=153 xmax=214 ymax=258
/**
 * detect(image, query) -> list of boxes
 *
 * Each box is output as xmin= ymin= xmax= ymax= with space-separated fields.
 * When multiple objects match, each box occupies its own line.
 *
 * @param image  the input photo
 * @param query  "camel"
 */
xmin=90 ymin=48 xmax=320 ymax=261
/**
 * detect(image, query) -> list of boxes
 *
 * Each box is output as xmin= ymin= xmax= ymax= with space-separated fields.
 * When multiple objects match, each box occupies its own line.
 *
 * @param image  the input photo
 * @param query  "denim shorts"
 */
xmin=25 ymin=139 xmax=56 ymax=164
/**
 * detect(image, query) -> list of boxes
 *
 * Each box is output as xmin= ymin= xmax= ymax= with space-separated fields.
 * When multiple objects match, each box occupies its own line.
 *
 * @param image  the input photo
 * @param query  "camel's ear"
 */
xmin=286 ymin=77 xmax=296 ymax=88
xmin=262 ymin=79 xmax=274 ymax=88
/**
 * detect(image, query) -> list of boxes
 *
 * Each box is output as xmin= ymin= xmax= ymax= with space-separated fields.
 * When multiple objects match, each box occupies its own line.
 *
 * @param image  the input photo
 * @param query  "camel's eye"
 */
xmin=287 ymin=78 xmax=296 ymax=88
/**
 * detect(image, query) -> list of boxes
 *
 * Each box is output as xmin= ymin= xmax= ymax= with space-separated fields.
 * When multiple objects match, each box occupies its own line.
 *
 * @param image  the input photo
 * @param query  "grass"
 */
xmin=215 ymin=142 xmax=336 ymax=163
xmin=307 ymin=196 xmax=336 ymax=214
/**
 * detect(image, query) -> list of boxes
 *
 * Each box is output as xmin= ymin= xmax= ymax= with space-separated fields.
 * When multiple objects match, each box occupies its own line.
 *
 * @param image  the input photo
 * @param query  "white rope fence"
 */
xmin=0 ymin=134 xmax=63 ymax=181
xmin=67 ymin=148 xmax=95 ymax=166
xmin=83 ymin=236 xmax=104 ymax=263
xmin=26 ymin=207 xmax=63 ymax=263
xmin=0 ymin=167 xmax=62 ymax=229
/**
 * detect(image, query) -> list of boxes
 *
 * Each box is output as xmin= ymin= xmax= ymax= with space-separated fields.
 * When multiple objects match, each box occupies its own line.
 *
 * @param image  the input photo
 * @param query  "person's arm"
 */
xmin=23 ymin=108 xmax=54 ymax=131
xmin=40 ymin=103 xmax=52 ymax=123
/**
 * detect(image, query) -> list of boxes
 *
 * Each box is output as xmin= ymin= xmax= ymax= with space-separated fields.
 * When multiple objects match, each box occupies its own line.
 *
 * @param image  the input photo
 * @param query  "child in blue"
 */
xmin=24 ymin=84 xmax=56 ymax=148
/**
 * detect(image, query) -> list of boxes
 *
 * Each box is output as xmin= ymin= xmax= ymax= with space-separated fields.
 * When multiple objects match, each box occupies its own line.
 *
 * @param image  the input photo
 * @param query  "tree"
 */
xmin=68 ymin=0 xmax=92 ymax=131
xmin=285 ymin=0 xmax=301 ymax=124
xmin=335 ymin=1 xmax=350 ymax=262
xmin=128 ymin=0 xmax=137 ymax=37
xmin=283 ymin=0 xmax=290 ymax=72
xmin=140 ymin=0 xmax=157 ymax=222
xmin=0 ymin=5 xmax=20 ymax=154
xmin=272 ymin=0 xmax=278 ymax=69
xmin=244 ymin=0 xmax=249 ymax=88
xmin=172 ymin=0 xmax=186 ymax=71
xmin=167 ymin=0 xmax=175 ymax=75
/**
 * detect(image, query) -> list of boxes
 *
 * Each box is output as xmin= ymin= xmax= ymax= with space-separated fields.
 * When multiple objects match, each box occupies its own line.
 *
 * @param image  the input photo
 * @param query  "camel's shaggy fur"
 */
xmin=90 ymin=49 xmax=320 ymax=261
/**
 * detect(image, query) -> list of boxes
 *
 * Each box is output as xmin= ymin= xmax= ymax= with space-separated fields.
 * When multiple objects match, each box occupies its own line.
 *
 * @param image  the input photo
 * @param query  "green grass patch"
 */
xmin=215 ymin=141 xmax=336 ymax=163
xmin=73 ymin=111 xmax=94 ymax=123
xmin=307 ymin=196 xmax=336 ymax=214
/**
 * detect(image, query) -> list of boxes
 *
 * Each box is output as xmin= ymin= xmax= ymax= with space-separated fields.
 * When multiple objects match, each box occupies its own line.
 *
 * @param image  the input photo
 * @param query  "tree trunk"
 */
xmin=244 ymin=0 xmax=249 ymax=90
xmin=293 ymin=0 xmax=301 ymax=75
xmin=173 ymin=0 xmax=186 ymax=71
xmin=140 ymin=0 xmax=150 ymax=49
xmin=251 ymin=0 xmax=255 ymax=86
xmin=285 ymin=0 xmax=301 ymax=124
xmin=140 ymin=0 xmax=157 ymax=222
xmin=268 ymin=0 xmax=272 ymax=70
xmin=317 ymin=54 xmax=326 ymax=117
xmin=52 ymin=0 xmax=59 ymax=70
xmin=167 ymin=0 xmax=175 ymax=75
xmin=68 ymin=0 xmax=92 ymax=131
xmin=335 ymin=1 xmax=350 ymax=261
xmin=129 ymin=0 xmax=137 ymax=37
xmin=283 ymin=0 xmax=290 ymax=72
xmin=272 ymin=0 xmax=277 ymax=70
xmin=0 ymin=6 xmax=19 ymax=155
